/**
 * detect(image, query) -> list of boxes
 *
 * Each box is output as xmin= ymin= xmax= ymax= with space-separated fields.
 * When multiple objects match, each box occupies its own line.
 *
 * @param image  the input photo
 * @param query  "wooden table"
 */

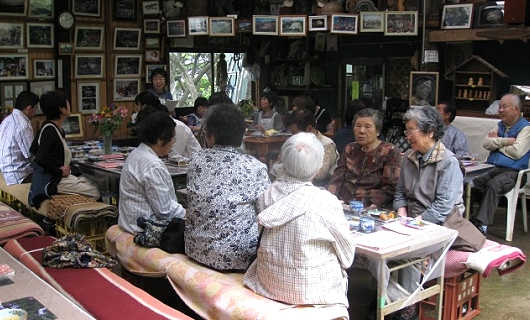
xmin=463 ymin=163 xmax=495 ymax=219
xmin=243 ymin=135 xmax=290 ymax=164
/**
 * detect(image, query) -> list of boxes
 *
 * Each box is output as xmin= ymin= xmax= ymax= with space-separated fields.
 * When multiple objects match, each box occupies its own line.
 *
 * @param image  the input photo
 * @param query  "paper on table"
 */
xmin=382 ymin=220 xmax=435 ymax=236
xmin=95 ymin=160 xmax=124 ymax=168
xmin=352 ymin=230 xmax=412 ymax=250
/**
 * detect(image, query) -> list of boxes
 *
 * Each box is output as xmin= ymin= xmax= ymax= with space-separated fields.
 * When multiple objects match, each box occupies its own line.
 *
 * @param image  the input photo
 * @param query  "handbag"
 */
xmin=160 ymin=217 xmax=186 ymax=254
xmin=134 ymin=216 xmax=186 ymax=254
xmin=443 ymin=206 xmax=486 ymax=252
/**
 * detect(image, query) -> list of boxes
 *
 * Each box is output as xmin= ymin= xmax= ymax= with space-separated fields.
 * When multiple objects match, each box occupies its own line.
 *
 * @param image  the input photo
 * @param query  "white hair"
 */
xmin=281 ymin=132 xmax=324 ymax=181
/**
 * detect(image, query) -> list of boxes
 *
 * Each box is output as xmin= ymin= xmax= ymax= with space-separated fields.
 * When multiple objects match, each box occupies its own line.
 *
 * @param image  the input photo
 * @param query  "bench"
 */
xmin=0 ymin=201 xmax=44 ymax=245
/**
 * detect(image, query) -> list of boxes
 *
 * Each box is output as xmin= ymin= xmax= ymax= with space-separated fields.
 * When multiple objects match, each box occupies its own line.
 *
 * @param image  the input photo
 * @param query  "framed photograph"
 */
xmin=115 ymin=54 xmax=142 ymax=77
xmin=145 ymin=64 xmax=166 ymax=83
xmin=252 ymin=15 xmax=278 ymax=35
xmin=62 ymin=114 xmax=84 ymax=139
xmin=188 ymin=16 xmax=209 ymax=35
xmin=145 ymin=50 xmax=160 ymax=62
xmin=237 ymin=19 xmax=252 ymax=33
xmin=114 ymin=79 xmax=140 ymax=101
xmin=167 ymin=20 xmax=186 ymax=37
xmin=409 ymin=71 xmax=439 ymax=107
xmin=0 ymin=23 xmax=24 ymax=49
xmin=441 ymin=4 xmax=473 ymax=29
xmin=384 ymin=11 xmax=418 ymax=36
xmin=0 ymin=0 xmax=27 ymax=16
xmin=58 ymin=42 xmax=74 ymax=55
xmin=209 ymin=17 xmax=235 ymax=36
xmin=114 ymin=0 xmax=137 ymax=21
xmin=73 ymin=0 xmax=100 ymax=17
xmin=28 ymin=0 xmax=53 ymax=18
xmin=33 ymin=59 xmax=55 ymax=79
xmin=77 ymin=82 xmax=100 ymax=114
xmin=474 ymin=1 xmax=504 ymax=28
xmin=360 ymin=12 xmax=384 ymax=32
xmin=0 ymin=82 xmax=27 ymax=110
xmin=280 ymin=15 xmax=307 ymax=36
xmin=142 ymin=1 xmax=159 ymax=16
xmin=30 ymin=80 xmax=54 ymax=101
xmin=331 ymin=14 xmax=358 ymax=34
xmin=27 ymin=23 xmax=54 ymax=48
xmin=75 ymin=54 xmax=104 ymax=79
xmin=74 ymin=26 xmax=104 ymax=50
xmin=308 ymin=15 xmax=327 ymax=31
xmin=144 ymin=19 xmax=160 ymax=34
xmin=145 ymin=37 xmax=160 ymax=48
xmin=113 ymin=27 xmax=141 ymax=50
xmin=0 ymin=54 xmax=28 ymax=81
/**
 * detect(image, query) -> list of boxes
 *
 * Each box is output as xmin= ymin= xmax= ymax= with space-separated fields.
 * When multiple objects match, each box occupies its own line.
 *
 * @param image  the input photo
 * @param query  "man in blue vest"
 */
xmin=471 ymin=94 xmax=530 ymax=234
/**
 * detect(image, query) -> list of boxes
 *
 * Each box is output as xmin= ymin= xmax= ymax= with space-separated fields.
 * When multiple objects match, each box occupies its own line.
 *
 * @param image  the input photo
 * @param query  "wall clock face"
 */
xmin=58 ymin=11 xmax=75 ymax=30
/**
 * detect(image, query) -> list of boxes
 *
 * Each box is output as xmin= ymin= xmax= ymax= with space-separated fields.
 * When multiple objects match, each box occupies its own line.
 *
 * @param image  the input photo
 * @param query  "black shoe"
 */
xmin=476 ymin=224 xmax=488 ymax=235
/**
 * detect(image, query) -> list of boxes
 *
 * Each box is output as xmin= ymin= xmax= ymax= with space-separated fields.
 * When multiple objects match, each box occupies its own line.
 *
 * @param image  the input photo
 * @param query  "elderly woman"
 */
xmin=118 ymin=108 xmax=185 ymax=234
xmin=244 ymin=132 xmax=355 ymax=310
xmin=186 ymin=103 xmax=270 ymax=271
xmin=147 ymin=68 xmax=172 ymax=104
xmin=251 ymin=90 xmax=285 ymax=133
xmin=328 ymin=108 xmax=402 ymax=209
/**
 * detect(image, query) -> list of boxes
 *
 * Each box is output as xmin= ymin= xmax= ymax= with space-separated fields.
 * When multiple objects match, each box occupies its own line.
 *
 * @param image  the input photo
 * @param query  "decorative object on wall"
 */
xmin=75 ymin=54 xmax=104 ymax=79
xmin=114 ymin=79 xmax=140 ymax=101
xmin=167 ymin=20 xmax=186 ymax=37
xmin=0 ymin=54 xmax=28 ymax=80
xmin=74 ymin=26 xmax=104 ymax=50
xmin=145 ymin=64 xmax=166 ymax=83
xmin=58 ymin=42 xmax=74 ymax=55
xmin=360 ymin=12 xmax=384 ymax=32
xmin=145 ymin=36 xmax=161 ymax=48
xmin=384 ymin=11 xmax=418 ymax=36
xmin=142 ymin=1 xmax=160 ymax=16
xmin=73 ymin=0 xmax=101 ymax=17
xmin=474 ymin=1 xmax=504 ymax=28
xmin=33 ymin=59 xmax=55 ymax=79
xmin=114 ymin=0 xmax=138 ymax=21
xmin=409 ymin=71 xmax=439 ymax=107
xmin=115 ymin=54 xmax=142 ymax=77
xmin=188 ymin=16 xmax=209 ymax=35
xmin=0 ymin=23 xmax=24 ymax=49
xmin=252 ymin=15 xmax=278 ymax=35
xmin=350 ymin=0 xmax=378 ymax=13
xmin=28 ymin=0 xmax=53 ymax=18
xmin=145 ymin=50 xmax=160 ymax=62
xmin=331 ymin=14 xmax=359 ymax=34
xmin=26 ymin=23 xmax=54 ymax=48
xmin=144 ymin=19 xmax=160 ymax=34
xmin=308 ymin=15 xmax=327 ymax=31
xmin=62 ymin=114 xmax=84 ymax=139
xmin=0 ymin=0 xmax=26 ymax=16
xmin=113 ymin=27 xmax=142 ymax=50
xmin=0 ymin=82 xmax=27 ymax=110
xmin=441 ymin=4 xmax=473 ymax=29
xmin=209 ymin=17 xmax=235 ymax=36
xmin=279 ymin=15 xmax=307 ymax=36
xmin=30 ymin=80 xmax=55 ymax=100
xmin=237 ymin=19 xmax=252 ymax=33
xmin=77 ymin=82 xmax=100 ymax=114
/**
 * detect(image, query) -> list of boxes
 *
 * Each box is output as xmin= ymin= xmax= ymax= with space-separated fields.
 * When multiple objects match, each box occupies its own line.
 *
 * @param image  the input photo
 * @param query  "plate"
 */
xmin=402 ymin=218 xmax=427 ymax=229
xmin=310 ymin=66 xmax=326 ymax=86
xmin=0 ymin=309 xmax=28 ymax=320
xmin=367 ymin=209 xmax=397 ymax=223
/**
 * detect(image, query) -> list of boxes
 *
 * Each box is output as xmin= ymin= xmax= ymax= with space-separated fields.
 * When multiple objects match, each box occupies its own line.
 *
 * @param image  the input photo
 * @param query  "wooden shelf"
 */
xmin=455 ymin=85 xmax=491 ymax=88
xmin=455 ymin=97 xmax=489 ymax=101
xmin=428 ymin=27 xmax=530 ymax=43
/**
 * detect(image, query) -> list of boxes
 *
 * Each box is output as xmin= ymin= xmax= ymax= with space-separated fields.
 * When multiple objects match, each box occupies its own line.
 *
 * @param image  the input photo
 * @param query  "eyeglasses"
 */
xmin=404 ymin=129 xmax=420 ymax=137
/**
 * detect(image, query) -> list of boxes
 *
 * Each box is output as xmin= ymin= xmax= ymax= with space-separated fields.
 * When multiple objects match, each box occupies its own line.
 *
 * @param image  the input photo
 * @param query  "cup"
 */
xmin=359 ymin=217 xmax=375 ymax=233
xmin=350 ymin=200 xmax=364 ymax=215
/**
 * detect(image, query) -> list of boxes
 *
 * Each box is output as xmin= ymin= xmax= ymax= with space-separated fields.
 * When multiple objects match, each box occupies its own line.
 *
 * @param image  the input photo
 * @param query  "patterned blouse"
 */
xmin=185 ymin=146 xmax=270 ymax=270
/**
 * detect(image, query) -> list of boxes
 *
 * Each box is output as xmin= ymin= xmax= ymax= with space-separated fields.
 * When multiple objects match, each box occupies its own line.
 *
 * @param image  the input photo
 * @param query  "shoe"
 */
xmin=476 ymin=224 xmax=488 ymax=235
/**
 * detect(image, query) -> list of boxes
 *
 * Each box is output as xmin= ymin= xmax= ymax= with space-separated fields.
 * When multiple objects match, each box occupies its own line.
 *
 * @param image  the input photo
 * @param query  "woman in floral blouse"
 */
xmin=185 ymin=103 xmax=270 ymax=271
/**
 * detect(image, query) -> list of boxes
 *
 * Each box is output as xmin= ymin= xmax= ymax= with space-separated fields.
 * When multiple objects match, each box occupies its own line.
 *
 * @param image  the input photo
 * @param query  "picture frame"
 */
xmin=441 ymin=4 xmax=473 ymax=29
xmin=115 ymin=54 xmax=142 ymax=77
xmin=62 ymin=114 xmax=84 ymax=139
xmin=114 ymin=0 xmax=137 ymax=21
xmin=113 ymin=27 xmax=141 ymax=50
xmin=144 ymin=19 xmax=160 ymax=34
xmin=252 ymin=15 xmax=278 ymax=36
xmin=280 ymin=15 xmax=307 ymax=36
xmin=145 ymin=64 xmax=166 ymax=83
xmin=308 ymin=15 xmax=327 ymax=31
xmin=0 ymin=82 xmax=27 ymax=110
xmin=209 ymin=17 xmax=235 ymax=36
xmin=474 ymin=1 xmax=504 ymax=28
xmin=384 ymin=11 xmax=418 ymax=36
xmin=0 ymin=0 xmax=27 ymax=16
xmin=30 ymin=80 xmax=54 ymax=114
xmin=145 ymin=50 xmax=160 ymax=62
xmin=142 ymin=1 xmax=159 ymax=16
xmin=74 ymin=26 xmax=104 ymax=50
xmin=188 ymin=16 xmax=209 ymax=36
xmin=75 ymin=54 xmax=104 ymax=79
xmin=58 ymin=42 xmax=74 ymax=55
xmin=330 ymin=14 xmax=359 ymax=34
xmin=237 ymin=19 xmax=252 ymax=33
xmin=114 ymin=79 xmax=140 ymax=101
xmin=0 ymin=23 xmax=24 ymax=49
xmin=167 ymin=20 xmax=186 ymax=37
xmin=409 ymin=71 xmax=439 ymax=107
xmin=73 ymin=0 xmax=100 ymax=17
xmin=0 ymin=54 xmax=28 ymax=81
xmin=27 ymin=23 xmax=54 ymax=48
xmin=360 ymin=12 xmax=384 ymax=32
xmin=33 ymin=59 xmax=55 ymax=79
xmin=77 ymin=82 xmax=100 ymax=114
xmin=28 ymin=0 xmax=53 ymax=18
xmin=145 ymin=37 xmax=160 ymax=48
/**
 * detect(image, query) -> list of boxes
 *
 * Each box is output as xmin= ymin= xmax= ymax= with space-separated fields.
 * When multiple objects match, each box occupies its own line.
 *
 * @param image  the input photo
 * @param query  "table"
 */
xmin=0 ymin=247 xmax=95 ymax=320
xmin=244 ymin=135 xmax=290 ymax=164
xmin=463 ymin=163 xmax=495 ymax=219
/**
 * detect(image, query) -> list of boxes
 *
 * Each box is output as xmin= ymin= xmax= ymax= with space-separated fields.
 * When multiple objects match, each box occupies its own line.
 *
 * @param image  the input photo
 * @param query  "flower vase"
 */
xmin=102 ymin=133 xmax=113 ymax=155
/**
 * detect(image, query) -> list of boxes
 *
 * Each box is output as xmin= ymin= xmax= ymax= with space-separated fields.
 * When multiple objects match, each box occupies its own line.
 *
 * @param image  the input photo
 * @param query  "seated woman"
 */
xmin=185 ymin=103 xmax=270 ymax=271
xmin=328 ymin=108 xmax=402 ymax=209
xmin=185 ymin=97 xmax=208 ymax=133
xmin=118 ymin=108 xmax=185 ymax=234
xmin=251 ymin=90 xmax=285 ymax=133
xmin=147 ymin=68 xmax=172 ymax=105
xmin=30 ymin=90 xmax=100 ymax=202
xmin=244 ymin=132 xmax=355 ymax=308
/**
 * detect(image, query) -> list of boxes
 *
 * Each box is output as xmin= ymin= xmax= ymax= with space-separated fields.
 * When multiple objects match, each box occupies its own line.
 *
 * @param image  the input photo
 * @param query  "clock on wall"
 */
xmin=58 ymin=11 xmax=75 ymax=30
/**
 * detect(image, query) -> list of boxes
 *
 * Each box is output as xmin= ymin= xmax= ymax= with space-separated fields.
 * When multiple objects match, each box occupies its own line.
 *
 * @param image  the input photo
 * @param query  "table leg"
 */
xmin=465 ymin=183 xmax=471 ymax=219
xmin=377 ymin=267 xmax=386 ymax=320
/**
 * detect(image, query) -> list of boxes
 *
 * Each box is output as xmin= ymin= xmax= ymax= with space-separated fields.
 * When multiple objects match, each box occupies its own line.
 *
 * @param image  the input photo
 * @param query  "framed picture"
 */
xmin=114 ymin=0 xmax=137 ymax=21
xmin=167 ymin=20 xmax=186 ymax=37
xmin=33 ymin=59 xmax=55 ymax=79
xmin=280 ymin=15 xmax=307 ymax=36
xmin=115 ymin=54 xmax=142 ymax=77
xmin=142 ymin=1 xmax=159 ymax=16
xmin=0 ymin=0 xmax=27 ymax=16
xmin=331 ymin=14 xmax=358 ymax=34
xmin=58 ymin=42 xmax=74 ymax=55
xmin=252 ymin=15 xmax=278 ymax=35
xmin=474 ymin=1 xmax=504 ymax=28
xmin=30 ymin=80 xmax=54 ymax=100
xmin=308 ymin=15 xmax=327 ymax=31
xmin=62 ymin=114 xmax=84 ymax=139
xmin=145 ymin=50 xmax=160 ymax=62
xmin=145 ymin=37 xmax=160 ymax=48
xmin=114 ymin=79 xmax=140 ymax=101
xmin=360 ymin=12 xmax=384 ymax=32
xmin=0 ymin=23 xmax=24 ymax=49
xmin=384 ymin=11 xmax=418 ymax=36
xmin=113 ymin=27 xmax=141 ymax=50
xmin=237 ymin=19 xmax=252 ymax=33
xmin=27 ymin=23 xmax=54 ymax=48
xmin=145 ymin=64 xmax=166 ymax=83
xmin=409 ymin=71 xmax=439 ymax=107
xmin=441 ymin=4 xmax=473 ymax=29
xmin=0 ymin=54 xmax=28 ymax=81
xmin=188 ymin=16 xmax=209 ymax=35
xmin=75 ymin=54 xmax=104 ymax=79
xmin=73 ymin=0 xmax=100 ymax=17
xmin=74 ymin=26 xmax=104 ymax=50
xmin=0 ymin=82 xmax=27 ymax=110
xmin=209 ymin=17 xmax=235 ymax=36
xmin=144 ymin=19 xmax=160 ymax=34
xmin=28 ymin=0 xmax=53 ymax=18
xmin=77 ymin=82 xmax=100 ymax=114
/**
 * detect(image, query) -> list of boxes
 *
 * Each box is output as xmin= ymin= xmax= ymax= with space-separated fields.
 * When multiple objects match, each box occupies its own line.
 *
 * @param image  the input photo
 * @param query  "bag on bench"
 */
xmin=134 ymin=217 xmax=185 ymax=254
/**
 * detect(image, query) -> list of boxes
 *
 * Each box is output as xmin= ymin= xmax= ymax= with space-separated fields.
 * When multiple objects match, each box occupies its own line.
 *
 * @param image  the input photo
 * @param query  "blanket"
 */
xmin=47 ymin=194 xmax=117 ymax=229
xmin=0 ymin=202 xmax=44 ymax=245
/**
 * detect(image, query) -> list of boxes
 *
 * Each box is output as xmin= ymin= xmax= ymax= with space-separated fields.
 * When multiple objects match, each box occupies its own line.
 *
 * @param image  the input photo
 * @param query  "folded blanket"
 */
xmin=0 ymin=202 xmax=44 ymax=245
xmin=47 ymin=195 xmax=117 ymax=229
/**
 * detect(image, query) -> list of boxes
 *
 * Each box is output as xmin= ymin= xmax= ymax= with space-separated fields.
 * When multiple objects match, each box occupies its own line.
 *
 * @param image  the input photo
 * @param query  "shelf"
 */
xmin=455 ymin=71 xmax=492 ymax=75
xmin=455 ymin=98 xmax=490 ymax=101
xmin=455 ymin=85 xmax=491 ymax=88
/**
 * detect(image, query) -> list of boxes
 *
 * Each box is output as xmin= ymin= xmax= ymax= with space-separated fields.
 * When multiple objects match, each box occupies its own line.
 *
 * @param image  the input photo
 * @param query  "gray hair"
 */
xmin=403 ymin=106 xmax=444 ymax=140
xmin=353 ymin=108 xmax=383 ymax=132
xmin=281 ymin=132 xmax=324 ymax=181
xmin=502 ymin=93 xmax=521 ymax=108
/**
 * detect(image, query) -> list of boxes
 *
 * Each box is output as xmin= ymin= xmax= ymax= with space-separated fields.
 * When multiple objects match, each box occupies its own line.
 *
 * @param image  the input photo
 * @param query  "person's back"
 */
xmin=437 ymin=101 xmax=470 ymax=158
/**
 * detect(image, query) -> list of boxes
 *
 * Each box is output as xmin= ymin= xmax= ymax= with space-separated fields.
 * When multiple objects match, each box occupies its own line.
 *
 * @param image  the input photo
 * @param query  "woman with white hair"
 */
xmin=244 ymin=132 xmax=355 ymax=310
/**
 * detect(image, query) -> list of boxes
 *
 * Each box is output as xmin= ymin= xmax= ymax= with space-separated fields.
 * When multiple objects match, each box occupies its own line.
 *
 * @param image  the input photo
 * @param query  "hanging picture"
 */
xmin=75 ymin=54 xmax=104 ymax=79
xmin=73 ymin=0 xmax=101 ymax=17
xmin=279 ymin=16 xmax=307 ymax=36
xmin=0 ymin=54 xmax=28 ymax=80
xmin=115 ymin=54 xmax=142 ymax=77
xmin=0 ymin=23 xmax=24 ymax=49
xmin=78 ymin=82 xmax=100 ymax=114
xmin=28 ymin=0 xmax=53 ymax=18
xmin=144 ymin=19 xmax=160 ymax=34
xmin=252 ymin=15 xmax=278 ymax=35
xmin=114 ymin=0 xmax=137 ymax=21
xmin=409 ymin=71 xmax=439 ymax=107
xmin=142 ymin=1 xmax=159 ymax=15
xmin=33 ymin=59 xmax=55 ymax=79
xmin=62 ymin=114 xmax=84 ymax=138
xmin=0 ymin=82 xmax=27 ymax=110
xmin=209 ymin=17 xmax=235 ymax=36
xmin=330 ymin=14 xmax=358 ymax=34
xmin=167 ymin=20 xmax=186 ymax=37
xmin=113 ymin=27 xmax=142 ymax=50
xmin=114 ymin=79 xmax=140 ymax=101
xmin=74 ymin=26 xmax=104 ymax=50
xmin=58 ymin=42 xmax=74 ymax=55
xmin=0 ymin=0 xmax=27 ymax=16
xmin=441 ymin=4 xmax=473 ymax=29
xmin=188 ymin=16 xmax=208 ymax=35
xmin=308 ymin=15 xmax=327 ymax=32
xmin=384 ymin=11 xmax=418 ymax=36
xmin=27 ymin=23 xmax=54 ymax=48
xmin=360 ymin=12 xmax=384 ymax=32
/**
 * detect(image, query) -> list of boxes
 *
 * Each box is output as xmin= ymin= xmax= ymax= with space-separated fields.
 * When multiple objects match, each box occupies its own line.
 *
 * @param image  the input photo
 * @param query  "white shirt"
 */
xmin=170 ymin=119 xmax=201 ymax=159
xmin=0 ymin=109 xmax=34 ymax=185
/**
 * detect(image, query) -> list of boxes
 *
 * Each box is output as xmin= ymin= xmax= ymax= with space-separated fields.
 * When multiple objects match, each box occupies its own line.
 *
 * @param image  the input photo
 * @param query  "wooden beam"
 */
xmin=428 ymin=29 xmax=494 ymax=42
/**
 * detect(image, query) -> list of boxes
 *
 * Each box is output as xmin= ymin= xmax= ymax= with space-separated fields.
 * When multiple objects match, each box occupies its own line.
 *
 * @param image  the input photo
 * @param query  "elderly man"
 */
xmin=0 ymin=91 xmax=40 ymax=185
xmin=437 ymin=101 xmax=470 ymax=158
xmin=471 ymin=94 xmax=530 ymax=234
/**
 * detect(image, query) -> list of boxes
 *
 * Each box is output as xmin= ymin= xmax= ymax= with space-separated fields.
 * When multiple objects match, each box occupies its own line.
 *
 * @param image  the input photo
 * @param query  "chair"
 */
xmin=503 ymin=164 xmax=530 ymax=241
